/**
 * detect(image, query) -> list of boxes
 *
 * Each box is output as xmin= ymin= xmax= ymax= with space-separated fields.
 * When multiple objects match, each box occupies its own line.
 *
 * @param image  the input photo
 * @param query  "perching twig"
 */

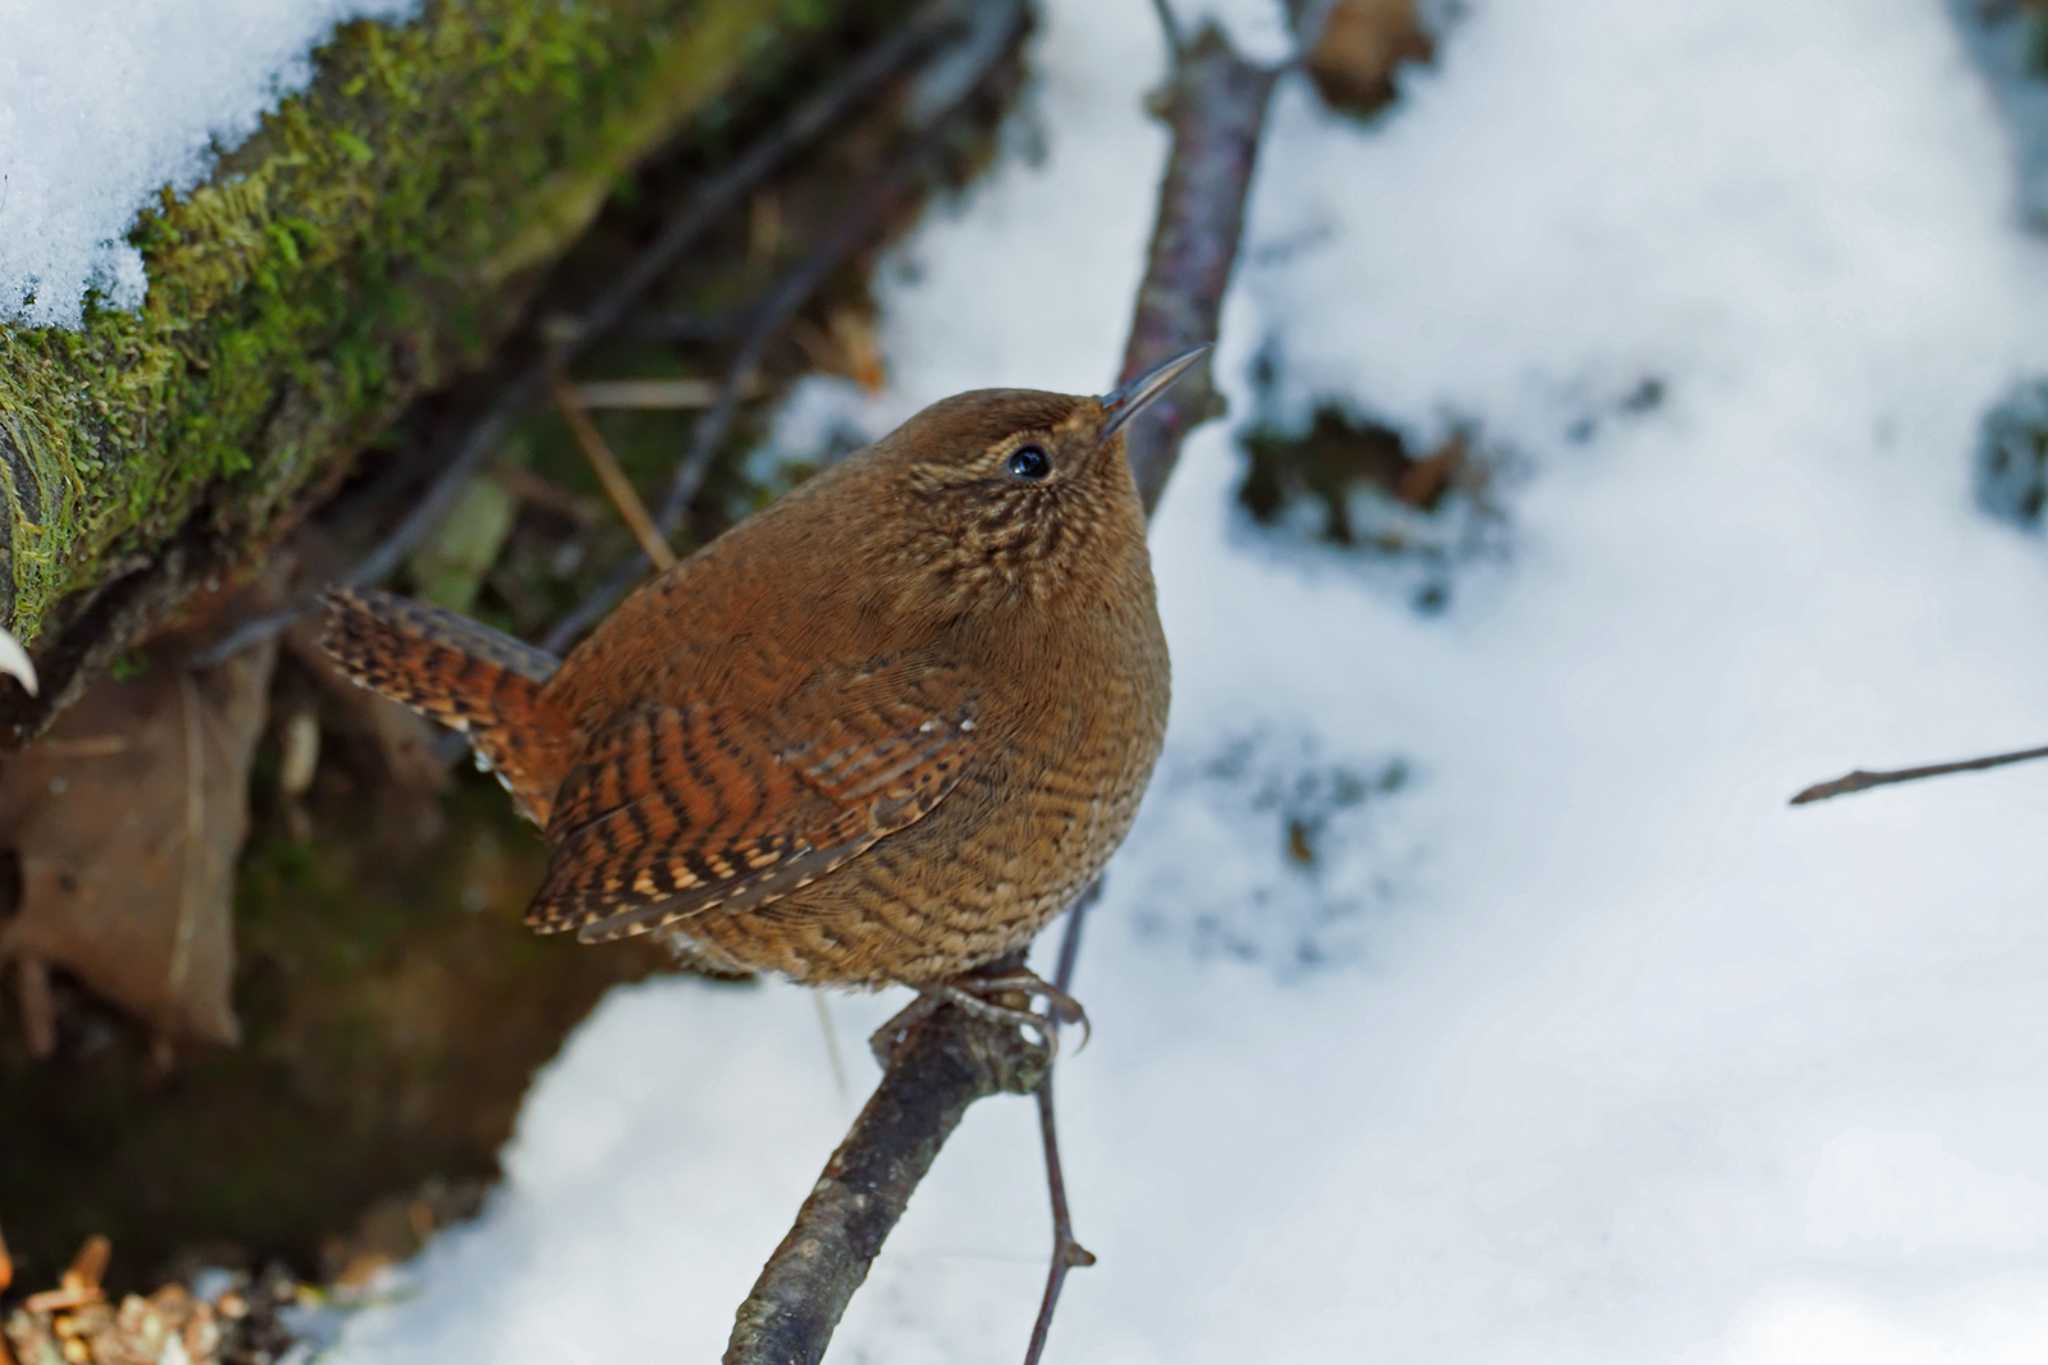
xmin=723 ymin=17 xmax=1278 ymax=1363
xmin=549 ymin=373 xmax=678 ymax=572
xmin=193 ymin=2 xmax=966 ymax=669
xmin=723 ymin=1013 xmax=1049 ymax=1365
xmin=1788 ymin=742 xmax=2048 ymax=806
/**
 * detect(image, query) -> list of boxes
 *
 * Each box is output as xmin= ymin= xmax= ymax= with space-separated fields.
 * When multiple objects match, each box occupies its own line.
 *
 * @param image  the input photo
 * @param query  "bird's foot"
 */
xmin=867 ymin=967 xmax=1090 ymax=1069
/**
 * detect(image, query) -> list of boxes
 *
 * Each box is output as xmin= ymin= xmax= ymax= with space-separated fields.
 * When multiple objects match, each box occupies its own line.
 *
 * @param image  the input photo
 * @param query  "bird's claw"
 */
xmin=867 ymin=968 xmax=1091 ymax=1069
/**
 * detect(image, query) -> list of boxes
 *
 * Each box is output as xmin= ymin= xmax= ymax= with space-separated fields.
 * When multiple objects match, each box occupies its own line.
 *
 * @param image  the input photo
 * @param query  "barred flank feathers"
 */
xmin=319 ymin=587 xmax=575 ymax=826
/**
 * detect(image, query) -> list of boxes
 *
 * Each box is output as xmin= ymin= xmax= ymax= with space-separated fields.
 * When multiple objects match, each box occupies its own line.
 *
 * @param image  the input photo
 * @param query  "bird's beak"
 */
xmin=1097 ymin=344 xmax=1210 ymax=446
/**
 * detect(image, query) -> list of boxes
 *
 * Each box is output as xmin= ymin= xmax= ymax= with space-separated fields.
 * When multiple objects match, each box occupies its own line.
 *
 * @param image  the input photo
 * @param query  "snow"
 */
xmin=331 ymin=0 xmax=2048 ymax=1361
xmin=0 ymin=0 xmax=417 ymax=329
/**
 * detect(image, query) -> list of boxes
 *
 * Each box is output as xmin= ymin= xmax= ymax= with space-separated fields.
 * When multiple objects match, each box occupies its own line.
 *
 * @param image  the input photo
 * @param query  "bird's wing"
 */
xmin=525 ymin=660 xmax=979 ymax=943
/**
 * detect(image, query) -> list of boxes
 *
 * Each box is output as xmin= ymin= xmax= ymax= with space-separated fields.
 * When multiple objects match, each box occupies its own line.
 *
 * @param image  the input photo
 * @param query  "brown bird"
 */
xmin=321 ymin=348 xmax=1202 ymax=1052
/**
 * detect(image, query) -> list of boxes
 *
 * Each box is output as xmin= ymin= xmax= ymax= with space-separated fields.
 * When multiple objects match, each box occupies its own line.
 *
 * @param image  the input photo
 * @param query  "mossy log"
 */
xmin=0 ymin=0 xmax=961 ymax=1284
xmin=0 ymin=0 xmax=869 ymax=743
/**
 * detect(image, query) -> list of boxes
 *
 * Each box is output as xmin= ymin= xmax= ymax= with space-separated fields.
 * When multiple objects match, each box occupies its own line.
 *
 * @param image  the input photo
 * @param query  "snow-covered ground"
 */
xmin=0 ymin=0 xmax=417 ymax=327
xmin=308 ymin=0 xmax=2048 ymax=1360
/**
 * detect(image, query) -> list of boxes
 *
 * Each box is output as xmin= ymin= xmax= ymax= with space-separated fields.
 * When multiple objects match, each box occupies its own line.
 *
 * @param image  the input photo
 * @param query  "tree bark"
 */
xmin=725 ymin=1022 xmax=1048 ymax=1365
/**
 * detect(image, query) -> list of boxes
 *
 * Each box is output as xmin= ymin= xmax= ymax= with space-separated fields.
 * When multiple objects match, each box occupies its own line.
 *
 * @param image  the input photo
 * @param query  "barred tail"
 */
xmin=319 ymin=586 xmax=573 ymax=825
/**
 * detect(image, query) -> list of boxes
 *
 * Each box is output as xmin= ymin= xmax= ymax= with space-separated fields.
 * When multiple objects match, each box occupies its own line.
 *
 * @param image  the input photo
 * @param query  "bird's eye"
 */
xmin=1006 ymin=445 xmax=1052 ymax=482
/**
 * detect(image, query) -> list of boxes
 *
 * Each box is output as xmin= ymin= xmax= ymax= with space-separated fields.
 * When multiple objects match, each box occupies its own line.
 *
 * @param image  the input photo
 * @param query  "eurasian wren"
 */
xmin=322 ymin=349 xmax=1203 ymax=1036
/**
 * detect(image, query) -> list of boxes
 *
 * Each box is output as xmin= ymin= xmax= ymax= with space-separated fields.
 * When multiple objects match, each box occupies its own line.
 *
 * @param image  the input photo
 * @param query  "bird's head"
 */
xmin=852 ymin=347 xmax=1207 ymax=610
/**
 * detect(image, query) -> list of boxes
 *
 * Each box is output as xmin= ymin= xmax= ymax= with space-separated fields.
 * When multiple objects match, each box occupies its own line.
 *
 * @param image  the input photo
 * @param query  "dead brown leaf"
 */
xmin=0 ymin=635 xmax=276 ymax=1050
xmin=22 ymin=1234 xmax=108 ymax=1315
xmin=63 ymin=1236 xmax=108 ymax=1298
xmin=1396 ymin=434 xmax=1468 ymax=510
xmin=792 ymin=307 xmax=887 ymax=394
xmin=1305 ymin=0 xmax=1433 ymax=118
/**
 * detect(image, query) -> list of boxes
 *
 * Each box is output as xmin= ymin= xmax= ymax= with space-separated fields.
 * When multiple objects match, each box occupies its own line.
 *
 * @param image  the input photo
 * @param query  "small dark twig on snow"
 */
xmin=1788 ymin=741 xmax=2048 ymax=806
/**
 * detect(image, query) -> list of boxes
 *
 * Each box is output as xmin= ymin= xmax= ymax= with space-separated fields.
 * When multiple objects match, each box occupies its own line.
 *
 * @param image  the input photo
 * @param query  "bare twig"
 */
xmin=1023 ymin=1076 xmax=1097 ymax=1365
xmin=540 ymin=165 xmax=917 ymax=653
xmin=813 ymin=992 xmax=851 ymax=1103
xmin=193 ymin=2 xmax=966 ymax=668
xmin=723 ymin=1019 xmax=1049 ymax=1365
xmin=542 ymin=20 xmax=1001 ymax=657
xmin=1789 ymin=742 xmax=2048 ymax=806
xmin=1150 ymin=0 xmax=1188 ymax=61
xmin=724 ymin=19 xmax=1277 ymax=1364
xmin=620 ymin=307 xmax=749 ymax=344
xmin=1022 ymin=879 xmax=1102 ymax=1365
xmin=549 ymin=373 xmax=678 ymax=572
xmin=1123 ymin=28 xmax=1279 ymax=516
xmin=189 ymin=414 xmax=509 ymax=668
xmin=492 ymin=466 xmax=603 ymax=525
xmin=655 ymin=182 xmax=902 ymax=535
xmin=573 ymin=377 xmax=769 ymax=410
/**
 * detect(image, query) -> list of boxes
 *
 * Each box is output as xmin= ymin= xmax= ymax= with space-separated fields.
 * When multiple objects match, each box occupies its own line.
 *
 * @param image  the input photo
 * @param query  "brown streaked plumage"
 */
xmin=321 ymin=351 xmax=1200 ymax=1019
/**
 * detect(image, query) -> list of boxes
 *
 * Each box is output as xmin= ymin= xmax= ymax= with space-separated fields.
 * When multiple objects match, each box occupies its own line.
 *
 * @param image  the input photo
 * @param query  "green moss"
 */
xmin=0 ymin=0 xmax=856 ymax=645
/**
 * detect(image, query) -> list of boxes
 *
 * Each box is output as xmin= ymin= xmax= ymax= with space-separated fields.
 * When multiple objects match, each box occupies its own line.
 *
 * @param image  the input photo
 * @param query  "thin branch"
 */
xmin=620 ymin=307 xmax=749 ymax=344
xmin=1123 ymin=29 xmax=1280 ymax=515
xmin=541 ymin=40 xmax=985 ymax=656
xmin=1023 ymin=1074 xmax=1097 ymax=1365
xmin=813 ymin=992 xmax=851 ymax=1104
xmin=656 ymin=175 xmax=902 ymax=537
xmin=492 ymin=465 xmax=603 ymax=526
xmin=1150 ymin=0 xmax=1188 ymax=63
xmin=724 ymin=21 xmax=1277 ymax=1364
xmin=549 ymin=373 xmax=678 ymax=571
xmin=1052 ymin=879 xmax=1097 ymax=998
xmin=572 ymin=377 xmax=768 ymax=410
xmin=193 ymin=1 xmax=965 ymax=668
xmin=722 ymin=1018 xmax=1049 ymax=1365
xmin=1021 ymin=879 xmax=1102 ymax=1365
xmin=189 ymin=409 xmax=509 ymax=668
xmin=1788 ymin=742 xmax=2048 ymax=806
